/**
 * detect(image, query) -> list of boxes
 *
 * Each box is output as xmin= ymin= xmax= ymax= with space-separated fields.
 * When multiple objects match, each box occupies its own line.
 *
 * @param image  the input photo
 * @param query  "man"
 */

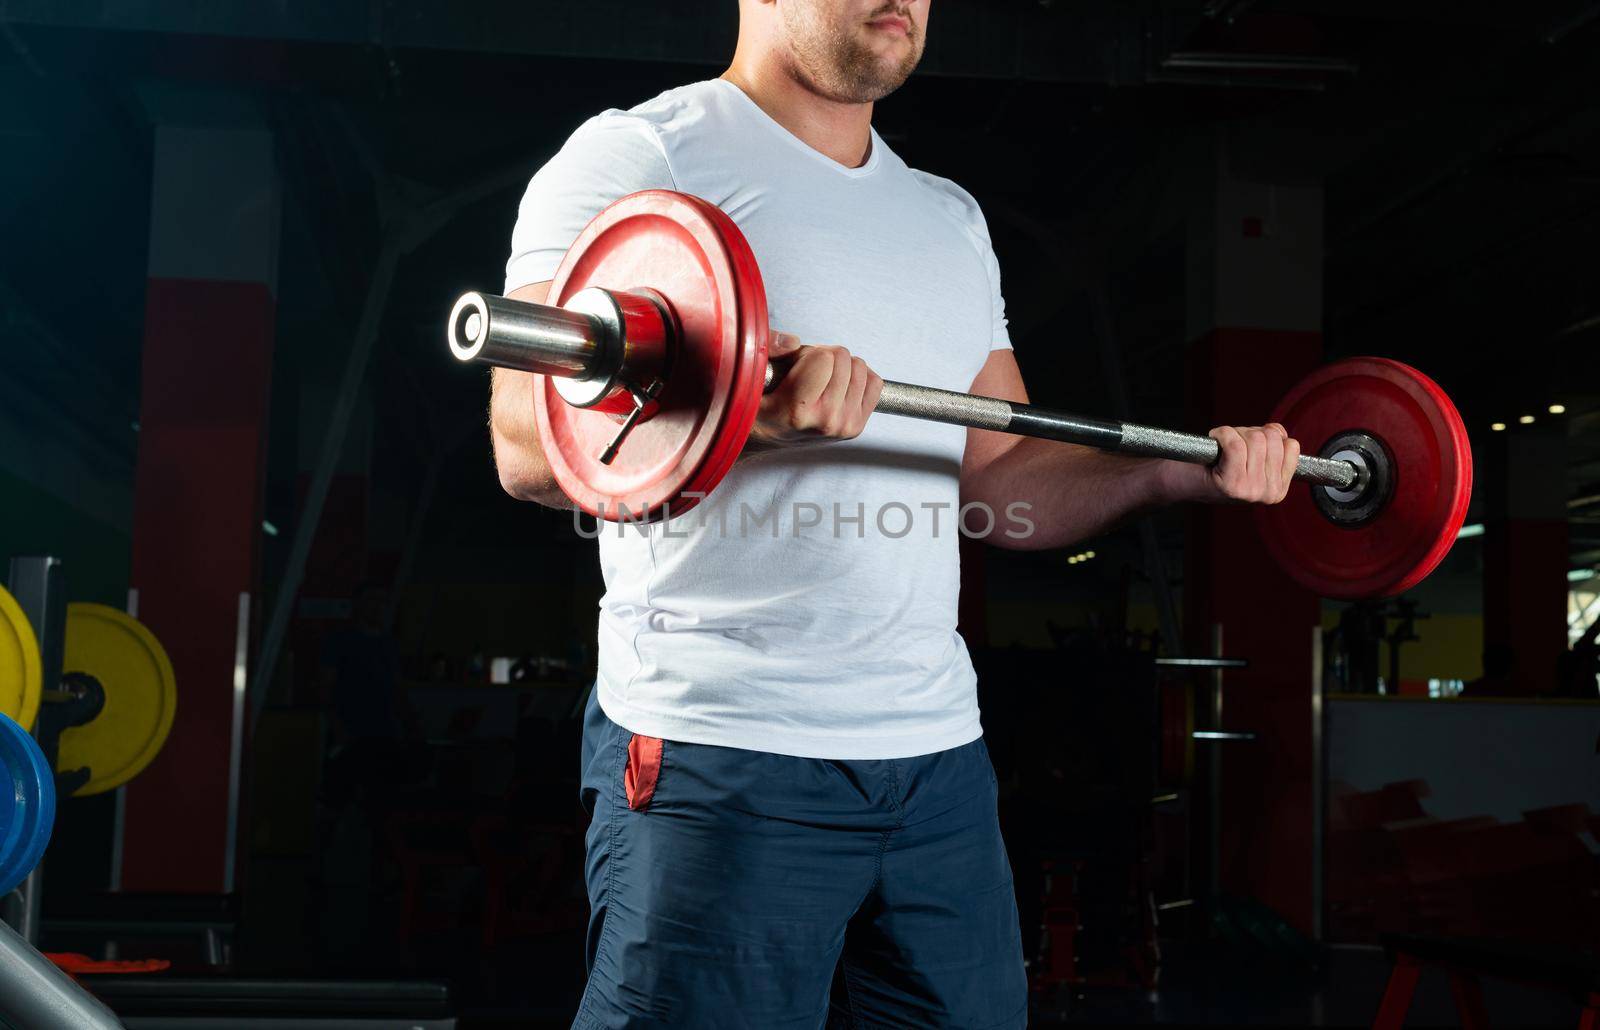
xmin=490 ymin=2 xmax=1301 ymax=1026
xmin=317 ymin=581 xmax=417 ymax=805
xmin=320 ymin=582 xmax=406 ymax=753
xmin=311 ymin=581 xmax=425 ymax=960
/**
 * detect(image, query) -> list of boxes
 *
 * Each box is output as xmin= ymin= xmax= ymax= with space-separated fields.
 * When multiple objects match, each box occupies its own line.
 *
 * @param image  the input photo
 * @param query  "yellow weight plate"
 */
xmin=57 ymin=603 xmax=177 ymax=796
xmin=0 ymin=585 xmax=41 ymax=731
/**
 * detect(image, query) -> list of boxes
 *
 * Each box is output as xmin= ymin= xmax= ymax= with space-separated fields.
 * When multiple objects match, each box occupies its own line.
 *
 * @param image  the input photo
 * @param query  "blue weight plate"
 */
xmin=0 ymin=711 xmax=54 ymax=896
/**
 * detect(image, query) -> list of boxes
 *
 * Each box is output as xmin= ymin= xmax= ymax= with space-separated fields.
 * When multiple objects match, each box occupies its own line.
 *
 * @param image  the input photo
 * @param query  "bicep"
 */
xmin=960 ymin=348 xmax=1029 ymax=482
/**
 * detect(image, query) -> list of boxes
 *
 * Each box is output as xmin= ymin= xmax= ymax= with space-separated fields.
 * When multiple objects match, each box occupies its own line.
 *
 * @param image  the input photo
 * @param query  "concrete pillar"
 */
xmin=124 ymin=114 xmax=280 ymax=893
xmin=1184 ymin=147 xmax=1324 ymax=934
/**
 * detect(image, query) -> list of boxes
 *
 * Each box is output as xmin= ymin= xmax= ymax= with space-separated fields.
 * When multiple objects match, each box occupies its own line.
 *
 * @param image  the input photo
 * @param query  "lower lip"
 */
xmin=868 ymin=18 xmax=909 ymax=35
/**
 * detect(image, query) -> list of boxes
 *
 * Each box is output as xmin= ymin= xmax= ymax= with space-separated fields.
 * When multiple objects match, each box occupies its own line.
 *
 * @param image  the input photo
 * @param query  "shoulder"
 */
xmin=558 ymin=108 xmax=667 ymax=169
xmin=575 ymin=80 xmax=722 ymax=149
xmin=907 ymin=167 xmax=997 ymax=242
xmin=549 ymin=80 xmax=732 ymax=185
xmin=508 ymin=88 xmax=728 ymax=291
xmin=620 ymin=80 xmax=723 ymax=130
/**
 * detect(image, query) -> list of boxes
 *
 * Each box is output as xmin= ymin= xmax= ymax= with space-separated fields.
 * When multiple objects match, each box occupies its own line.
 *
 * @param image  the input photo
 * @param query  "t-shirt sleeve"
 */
xmin=914 ymin=171 xmax=1013 ymax=352
xmin=504 ymin=112 xmax=676 ymax=294
xmin=966 ymin=201 xmax=1012 ymax=352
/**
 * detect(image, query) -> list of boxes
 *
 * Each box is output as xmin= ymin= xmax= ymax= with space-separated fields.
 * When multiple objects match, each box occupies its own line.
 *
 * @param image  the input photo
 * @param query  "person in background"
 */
xmin=318 ymin=581 xmax=420 ymax=805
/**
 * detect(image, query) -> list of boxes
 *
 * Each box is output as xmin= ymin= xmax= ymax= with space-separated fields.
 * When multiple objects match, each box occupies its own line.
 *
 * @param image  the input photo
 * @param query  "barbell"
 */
xmin=447 ymin=189 xmax=1472 ymax=600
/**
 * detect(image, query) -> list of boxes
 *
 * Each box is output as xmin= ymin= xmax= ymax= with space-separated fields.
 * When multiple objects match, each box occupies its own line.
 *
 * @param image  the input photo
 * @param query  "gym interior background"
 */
xmin=1 ymin=1 xmax=1599 ymax=1026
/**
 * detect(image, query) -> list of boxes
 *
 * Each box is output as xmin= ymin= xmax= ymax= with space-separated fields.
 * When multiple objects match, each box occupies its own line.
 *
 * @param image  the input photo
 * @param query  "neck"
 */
xmin=721 ymin=57 xmax=874 ymax=168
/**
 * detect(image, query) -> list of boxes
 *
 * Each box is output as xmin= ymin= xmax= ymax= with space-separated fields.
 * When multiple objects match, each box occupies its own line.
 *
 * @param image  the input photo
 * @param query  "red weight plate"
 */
xmin=1255 ymin=357 xmax=1472 ymax=599
xmin=534 ymin=190 xmax=769 ymax=523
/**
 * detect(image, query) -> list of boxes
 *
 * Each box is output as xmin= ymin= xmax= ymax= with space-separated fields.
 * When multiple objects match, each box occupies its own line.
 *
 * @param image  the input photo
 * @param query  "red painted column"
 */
xmin=1184 ymin=166 xmax=1324 ymax=933
xmin=124 ymin=123 xmax=279 ymax=893
xmin=1481 ymin=427 xmax=1568 ymax=694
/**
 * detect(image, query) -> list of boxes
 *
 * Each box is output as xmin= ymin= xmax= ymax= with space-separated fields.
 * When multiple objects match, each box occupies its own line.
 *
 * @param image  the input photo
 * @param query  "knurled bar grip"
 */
xmin=447 ymin=291 xmax=1358 ymax=492
xmin=868 ymin=380 xmax=1357 ymax=490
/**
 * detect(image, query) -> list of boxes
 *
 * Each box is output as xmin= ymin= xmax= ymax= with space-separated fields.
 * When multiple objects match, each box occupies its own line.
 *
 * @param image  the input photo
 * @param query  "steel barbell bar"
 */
xmin=448 ymin=290 xmax=1365 ymax=493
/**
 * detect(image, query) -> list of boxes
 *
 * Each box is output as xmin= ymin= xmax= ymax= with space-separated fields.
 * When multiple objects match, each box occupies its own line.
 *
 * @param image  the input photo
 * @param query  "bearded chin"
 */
xmin=784 ymin=5 xmax=922 ymax=104
xmin=835 ymin=40 xmax=919 ymax=102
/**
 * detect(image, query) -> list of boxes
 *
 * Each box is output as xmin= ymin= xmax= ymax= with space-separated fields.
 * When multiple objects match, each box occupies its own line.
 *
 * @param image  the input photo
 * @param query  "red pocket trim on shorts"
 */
xmin=625 ymin=733 xmax=663 ymax=811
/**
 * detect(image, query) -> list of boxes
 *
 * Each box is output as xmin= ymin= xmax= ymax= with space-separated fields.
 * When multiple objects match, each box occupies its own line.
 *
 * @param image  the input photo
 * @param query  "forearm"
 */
xmin=963 ymin=436 xmax=1188 ymax=551
xmin=488 ymin=281 xmax=577 ymax=510
xmin=489 ymin=366 xmax=577 ymax=510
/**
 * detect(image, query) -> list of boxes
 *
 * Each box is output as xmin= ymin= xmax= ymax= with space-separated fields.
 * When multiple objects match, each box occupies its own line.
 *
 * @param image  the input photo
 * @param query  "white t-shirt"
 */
xmin=505 ymin=79 xmax=1011 ymax=759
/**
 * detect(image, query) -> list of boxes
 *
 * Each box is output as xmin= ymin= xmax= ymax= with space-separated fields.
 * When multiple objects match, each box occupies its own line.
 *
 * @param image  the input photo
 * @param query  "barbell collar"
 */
xmin=447 ymin=291 xmax=610 ymax=380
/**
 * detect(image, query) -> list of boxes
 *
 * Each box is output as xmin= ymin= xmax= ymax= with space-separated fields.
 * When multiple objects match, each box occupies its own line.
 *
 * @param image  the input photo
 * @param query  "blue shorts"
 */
xmin=573 ymin=688 xmax=1027 ymax=1029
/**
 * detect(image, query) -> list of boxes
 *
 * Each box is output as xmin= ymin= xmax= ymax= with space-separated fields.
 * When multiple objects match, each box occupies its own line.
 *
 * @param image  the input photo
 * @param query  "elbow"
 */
xmin=961 ymin=489 xmax=1045 ymax=552
xmin=984 ymin=515 xmax=1061 ymax=552
xmin=986 ymin=528 xmax=1046 ymax=552
xmin=491 ymin=439 xmax=552 ymax=503
xmin=496 ymin=464 xmax=530 ymax=500
xmin=496 ymin=461 xmax=553 ymax=503
xmin=493 ymin=451 xmax=571 ymax=509
xmin=960 ymin=481 xmax=1067 ymax=553
xmin=491 ymin=441 xmax=527 ymax=499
